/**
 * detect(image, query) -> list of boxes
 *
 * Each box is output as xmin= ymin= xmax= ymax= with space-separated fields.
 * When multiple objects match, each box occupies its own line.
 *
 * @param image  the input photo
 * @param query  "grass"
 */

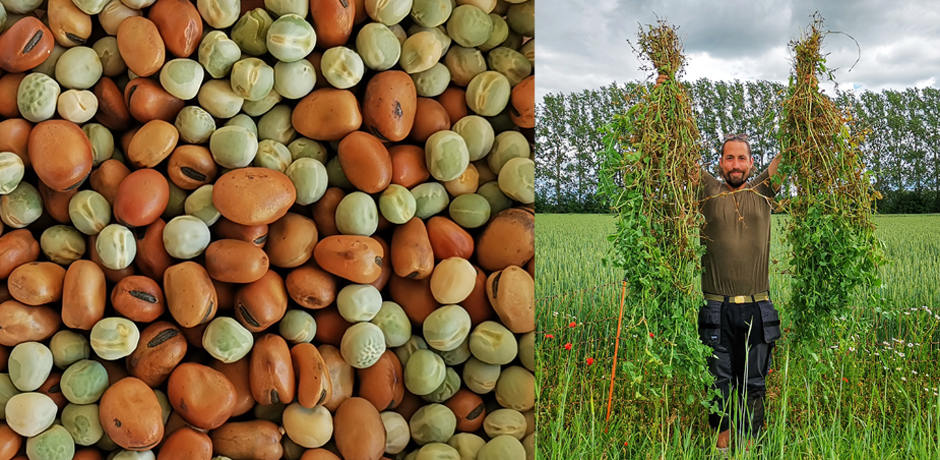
xmin=536 ymin=214 xmax=940 ymax=459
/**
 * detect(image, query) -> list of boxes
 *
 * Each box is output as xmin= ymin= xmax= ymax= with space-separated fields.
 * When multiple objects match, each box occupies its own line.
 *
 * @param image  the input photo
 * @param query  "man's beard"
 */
xmin=722 ymin=169 xmax=749 ymax=187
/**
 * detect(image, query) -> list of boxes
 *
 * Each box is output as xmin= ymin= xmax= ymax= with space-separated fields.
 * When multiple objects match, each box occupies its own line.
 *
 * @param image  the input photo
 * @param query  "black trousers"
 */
xmin=698 ymin=298 xmax=781 ymax=438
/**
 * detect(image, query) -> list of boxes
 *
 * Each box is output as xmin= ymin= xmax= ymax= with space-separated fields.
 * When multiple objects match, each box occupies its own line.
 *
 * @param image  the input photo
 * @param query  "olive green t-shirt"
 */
xmin=699 ymin=167 xmax=778 ymax=297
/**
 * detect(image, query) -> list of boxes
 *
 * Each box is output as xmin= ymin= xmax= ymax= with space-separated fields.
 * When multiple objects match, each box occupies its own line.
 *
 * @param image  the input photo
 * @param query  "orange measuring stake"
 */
xmin=605 ymin=278 xmax=629 ymax=430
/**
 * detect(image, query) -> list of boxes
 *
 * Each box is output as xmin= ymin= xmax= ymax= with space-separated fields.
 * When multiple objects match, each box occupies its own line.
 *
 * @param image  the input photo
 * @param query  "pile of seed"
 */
xmin=0 ymin=0 xmax=535 ymax=458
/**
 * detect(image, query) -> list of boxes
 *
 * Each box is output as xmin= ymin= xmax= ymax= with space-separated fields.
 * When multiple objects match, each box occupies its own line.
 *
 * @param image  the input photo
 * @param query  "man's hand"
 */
xmin=768 ymin=153 xmax=783 ymax=192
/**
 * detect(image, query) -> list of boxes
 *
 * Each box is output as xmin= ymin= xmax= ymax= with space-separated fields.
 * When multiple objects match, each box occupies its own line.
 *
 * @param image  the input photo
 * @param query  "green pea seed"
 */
xmin=242 ymin=88 xmax=283 ymax=117
xmin=356 ymin=22 xmax=402 ymax=71
xmin=210 ymin=125 xmax=259 ymax=169
xmin=321 ymin=46 xmax=365 ymax=89
xmin=68 ymin=190 xmax=111 ymax=236
xmin=425 ymin=130 xmax=470 ymax=182
xmin=82 ymin=124 xmax=115 ymax=166
xmin=203 ymin=316 xmax=255 ymax=363
xmin=448 ymin=193 xmax=490 ymax=228
xmin=476 ymin=435 xmax=525 ymax=460
xmin=224 ymin=114 xmax=259 ymax=137
xmin=5 ymin=392 xmax=56 ymax=437
xmin=371 ymin=301 xmax=412 ymax=348
xmin=90 ymin=318 xmax=139 ymax=361
xmin=494 ymin=365 xmax=533 ymax=411
xmin=337 ymin=284 xmax=383 ymax=323
xmin=487 ymin=47 xmax=531 ymax=87
xmin=286 ymin=157 xmax=328 ymax=206
xmin=60 ymin=359 xmax=109 ymax=404
xmin=423 ymin=305 xmax=472 ymax=352
xmin=462 ymin=356 xmax=500 ymax=394
xmin=93 ymin=36 xmax=126 ymax=77
xmin=175 ymin=106 xmax=217 ymax=144
xmin=8 ymin=342 xmax=53 ymax=392
xmin=497 ymin=157 xmax=533 ymax=204
xmin=446 ymin=5 xmax=492 ymax=48
xmin=466 ymin=71 xmax=510 ymax=117
xmin=95 ymin=224 xmax=135 ymax=270
xmin=266 ymin=14 xmax=316 ymax=62
xmin=184 ymin=184 xmax=220 ymax=226
xmin=274 ymin=59 xmax=316 ymax=99
xmin=258 ymin=104 xmax=296 ymax=144
xmin=411 ymin=182 xmax=450 ymax=219
xmin=479 ymin=13 xmax=509 ymax=51
xmin=55 ymin=46 xmax=102 ymax=90
xmin=421 ymin=367 xmax=460 ymax=403
xmin=404 ymin=349 xmax=445 ymax=395
xmin=40 ymin=225 xmax=87 ymax=265
xmin=400 ymin=31 xmax=442 ymax=74
xmin=264 ymin=0 xmax=307 ymax=17
xmin=279 ymin=310 xmax=317 ymax=345
xmin=444 ymin=46 xmax=486 ymax=87
xmin=410 ymin=0 xmax=452 ymax=27
xmin=340 ymin=322 xmax=387 ymax=369
xmin=326 ymin=155 xmax=355 ymax=190
xmin=197 ymin=0 xmax=240 ymax=28
xmin=231 ymin=58 xmax=275 ymax=102
xmin=50 ymin=330 xmax=91 ymax=370
xmin=160 ymin=58 xmax=205 ymax=100
xmin=232 ymin=8 xmax=274 ymax=56
xmin=17 ymin=73 xmax=60 ymax=123
xmin=0 ymin=151 xmax=25 ymax=195
xmin=434 ymin=337 xmax=471 ymax=366
xmin=477 ymin=181 xmax=512 ymax=217
xmin=0 ymin=374 xmax=21 ymax=419
xmin=198 ymin=79 xmax=245 ymax=119
xmin=254 ymin=139 xmax=293 ymax=172
xmin=199 ymin=31 xmax=242 ymax=79
xmin=518 ymin=331 xmax=534 ymax=372
xmin=394 ymin=335 xmax=428 ymax=367
xmin=448 ymin=433 xmax=486 ymax=460
xmin=336 ymin=191 xmax=379 ymax=236
xmin=378 ymin=184 xmax=417 ymax=224
xmin=61 ymin=403 xmax=104 ymax=446
xmin=163 ymin=215 xmax=211 ymax=259
xmin=452 ymin=115 xmax=494 ymax=161
xmin=366 ymin=0 xmax=413 ymax=25
xmin=468 ymin=321 xmax=517 ymax=365
xmin=506 ymin=0 xmax=533 ymax=37
xmin=410 ymin=403 xmax=456 ymax=445
xmin=162 ymin=181 xmax=187 ymax=220
xmin=483 ymin=409 xmax=526 ymax=440
xmin=412 ymin=62 xmax=450 ymax=97
xmin=26 ymin=424 xmax=75 ymax=460
xmin=0 ymin=181 xmax=42 ymax=228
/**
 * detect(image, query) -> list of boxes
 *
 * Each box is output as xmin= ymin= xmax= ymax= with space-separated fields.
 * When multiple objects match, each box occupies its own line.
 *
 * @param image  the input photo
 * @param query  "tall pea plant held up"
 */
xmin=598 ymin=20 xmax=716 ymax=408
xmin=777 ymin=14 xmax=886 ymax=345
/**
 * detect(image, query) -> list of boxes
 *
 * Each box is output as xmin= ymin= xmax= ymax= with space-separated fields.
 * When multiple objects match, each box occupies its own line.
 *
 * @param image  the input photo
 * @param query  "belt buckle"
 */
xmin=733 ymin=295 xmax=746 ymax=304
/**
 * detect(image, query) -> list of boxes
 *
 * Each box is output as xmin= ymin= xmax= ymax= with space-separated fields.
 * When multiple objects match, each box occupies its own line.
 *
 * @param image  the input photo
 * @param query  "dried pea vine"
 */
xmin=777 ymin=15 xmax=885 ymax=343
xmin=598 ymin=20 xmax=714 ymax=407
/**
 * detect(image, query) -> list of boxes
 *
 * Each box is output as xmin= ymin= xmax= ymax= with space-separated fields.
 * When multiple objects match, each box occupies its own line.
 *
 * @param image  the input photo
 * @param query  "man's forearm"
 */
xmin=767 ymin=153 xmax=782 ymax=192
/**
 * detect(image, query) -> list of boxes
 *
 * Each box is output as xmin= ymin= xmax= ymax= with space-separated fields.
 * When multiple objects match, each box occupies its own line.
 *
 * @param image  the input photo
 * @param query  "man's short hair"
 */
xmin=719 ymin=134 xmax=752 ymax=157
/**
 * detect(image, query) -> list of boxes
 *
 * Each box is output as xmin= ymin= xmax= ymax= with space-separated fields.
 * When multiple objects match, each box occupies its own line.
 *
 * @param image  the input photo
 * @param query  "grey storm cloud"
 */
xmin=536 ymin=0 xmax=940 ymax=101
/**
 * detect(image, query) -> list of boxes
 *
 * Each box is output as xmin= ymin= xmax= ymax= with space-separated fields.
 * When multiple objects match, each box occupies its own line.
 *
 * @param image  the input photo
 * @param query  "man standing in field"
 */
xmin=660 ymin=67 xmax=784 ymax=455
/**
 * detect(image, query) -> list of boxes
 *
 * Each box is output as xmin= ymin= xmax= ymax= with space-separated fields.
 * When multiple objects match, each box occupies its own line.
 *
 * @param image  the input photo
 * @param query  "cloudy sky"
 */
xmin=536 ymin=0 xmax=940 ymax=101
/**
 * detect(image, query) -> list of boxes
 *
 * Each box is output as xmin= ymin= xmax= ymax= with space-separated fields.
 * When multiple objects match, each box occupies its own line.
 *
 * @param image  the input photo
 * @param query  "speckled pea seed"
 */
xmin=266 ymin=14 xmax=316 ymax=63
xmin=403 ymin=349 xmax=444 ymax=395
xmin=210 ymin=126 xmax=258 ymax=169
xmin=183 ymin=184 xmax=220 ymax=226
xmin=57 ymin=90 xmax=98 ymax=123
xmin=356 ymin=22 xmax=402 ymax=71
xmin=26 ymin=424 xmax=75 ymax=460
xmin=9 ymin=342 xmax=53 ymax=391
xmin=232 ymin=8 xmax=273 ymax=56
xmin=400 ymin=31 xmax=442 ymax=74
xmin=17 ymin=73 xmax=60 ymax=123
xmin=0 ymin=152 xmax=25 ymax=194
xmin=49 ymin=330 xmax=91 ymax=369
xmin=273 ymin=59 xmax=316 ymax=99
xmin=40 ymin=225 xmax=87 ymax=265
xmin=285 ymin=157 xmax=328 ymax=206
xmin=279 ymin=310 xmax=317 ymax=344
xmin=68 ymin=190 xmax=111 ymax=235
xmin=202 ymin=316 xmax=254 ymax=363
xmin=498 ymin=157 xmax=533 ymax=204
xmin=60 ymin=359 xmax=109 ymax=404
xmin=90 ymin=317 xmax=139 ymax=360
xmin=410 ymin=182 xmax=449 ymax=219
xmin=160 ymin=59 xmax=205 ymax=100
xmin=379 ymin=184 xmax=417 ymax=224
xmin=336 ymin=284 xmax=383 ymax=323
xmin=175 ymin=106 xmax=216 ymax=144
xmin=410 ymin=403 xmax=455 ymax=445
xmin=335 ymin=191 xmax=379 ymax=236
xmin=198 ymin=79 xmax=244 ymax=119
xmin=339 ymin=322 xmax=387 ymax=369
xmin=199 ymin=31 xmax=241 ymax=79
xmin=163 ymin=215 xmax=211 ymax=259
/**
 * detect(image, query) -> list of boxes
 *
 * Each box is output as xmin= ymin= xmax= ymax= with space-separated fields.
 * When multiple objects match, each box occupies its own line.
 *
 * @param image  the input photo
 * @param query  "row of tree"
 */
xmin=536 ymin=79 xmax=940 ymax=214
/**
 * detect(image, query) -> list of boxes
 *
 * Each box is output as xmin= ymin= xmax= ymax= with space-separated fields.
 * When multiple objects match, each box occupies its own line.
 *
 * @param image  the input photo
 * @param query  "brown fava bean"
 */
xmin=112 ymin=276 xmax=165 ymax=323
xmin=134 ymin=218 xmax=173 ymax=280
xmin=356 ymin=350 xmax=404 ymax=412
xmin=0 ymin=300 xmax=60 ymax=346
xmin=0 ymin=75 xmax=27 ymax=119
xmin=301 ymin=450 xmax=341 ymax=460
xmin=205 ymin=239 xmax=270 ymax=284
xmin=250 ymin=334 xmax=296 ymax=405
xmin=486 ymin=265 xmax=534 ymax=334
xmin=319 ymin=344 xmax=353 ymax=412
xmin=99 ymin=377 xmax=165 ymax=451
xmin=164 ymin=262 xmax=218 ymax=328
xmin=0 ymin=18 xmax=55 ymax=73
xmin=390 ymin=217 xmax=434 ymax=280
xmin=0 ymin=119 xmax=32 ymax=169
xmin=476 ymin=207 xmax=534 ymax=272
xmin=333 ymin=397 xmax=386 ymax=460
xmin=310 ymin=187 xmax=344 ymax=237
xmin=368 ymin=235 xmax=393 ymax=291
xmin=167 ymin=145 xmax=218 ymax=191
xmin=313 ymin=235 xmax=384 ymax=284
xmin=212 ymin=218 xmax=269 ymax=248
xmin=393 ymin=390 xmax=424 ymax=421
xmin=526 ymin=256 xmax=534 ymax=278
xmin=0 ymin=422 xmax=23 ymax=460
xmin=127 ymin=321 xmax=186 ymax=388
xmin=94 ymin=77 xmax=133 ymax=131
xmin=38 ymin=183 xmax=78 ymax=224
xmin=462 ymin=264 xmax=494 ymax=326
xmin=437 ymin=86 xmax=469 ymax=124
xmin=8 ymin=261 xmax=67 ymax=306
xmin=95 ymin=355 xmax=130 ymax=386
xmin=388 ymin=273 xmax=440 ymax=324
xmin=213 ymin=168 xmax=297 ymax=226
xmin=47 ymin=0 xmax=92 ymax=47
xmin=285 ymin=262 xmax=337 ymax=310
xmin=211 ymin=357 xmax=254 ymax=417
xmin=312 ymin=308 xmax=351 ymax=348
xmin=511 ymin=75 xmax=534 ymax=129
xmin=427 ymin=216 xmax=474 ymax=260
xmin=337 ymin=131 xmax=393 ymax=193
xmin=116 ymin=17 xmax=166 ymax=77
xmin=179 ymin=322 xmax=209 ymax=350
xmin=445 ymin=388 xmax=486 ymax=432
xmin=126 ymin=121 xmax=180 ymax=169
xmin=90 ymin=159 xmax=131 ymax=206
xmin=167 ymin=362 xmax=237 ymax=429
xmin=292 ymin=88 xmax=362 ymax=141
xmin=157 ymin=427 xmax=212 ymax=460
xmin=210 ymin=420 xmax=283 ymax=460
xmin=61 ymin=260 xmax=107 ymax=330
xmin=213 ymin=279 xmax=236 ymax=312
xmin=114 ymin=168 xmax=170 ymax=227
xmin=124 ymin=78 xmax=186 ymax=124
xmin=265 ymin=212 xmax=318 ymax=268
xmin=310 ymin=0 xmax=356 ymax=48
xmin=389 ymin=144 xmax=431 ymax=189
xmin=73 ymin=449 xmax=105 ymax=460
xmin=362 ymin=71 xmax=417 ymax=143
xmin=28 ymin=120 xmax=94 ymax=192
xmin=0 ymin=229 xmax=40 ymax=279
xmin=234 ymin=269 xmax=288 ymax=332
xmin=148 ymin=0 xmax=203 ymax=59
xmin=291 ymin=342 xmax=332 ymax=409
xmin=37 ymin=372 xmax=68 ymax=411
xmin=409 ymin=97 xmax=451 ymax=143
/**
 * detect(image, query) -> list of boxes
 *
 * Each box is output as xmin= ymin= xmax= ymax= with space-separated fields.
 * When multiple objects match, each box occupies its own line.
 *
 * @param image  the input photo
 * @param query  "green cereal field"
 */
xmin=536 ymin=214 xmax=940 ymax=460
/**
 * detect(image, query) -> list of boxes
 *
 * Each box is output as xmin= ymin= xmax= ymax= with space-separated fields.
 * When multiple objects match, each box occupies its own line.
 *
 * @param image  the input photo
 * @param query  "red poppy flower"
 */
xmin=769 ymin=369 xmax=774 ymax=374
xmin=624 ymin=441 xmax=629 ymax=447
xmin=564 ymin=343 xmax=572 ymax=350
xmin=843 ymin=377 xmax=849 ymax=383
xmin=586 ymin=358 xmax=594 ymax=365
xmin=544 ymin=334 xmax=554 ymax=339
xmin=649 ymin=332 xmax=654 ymax=338
xmin=569 ymin=321 xmax=577 ymax=328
